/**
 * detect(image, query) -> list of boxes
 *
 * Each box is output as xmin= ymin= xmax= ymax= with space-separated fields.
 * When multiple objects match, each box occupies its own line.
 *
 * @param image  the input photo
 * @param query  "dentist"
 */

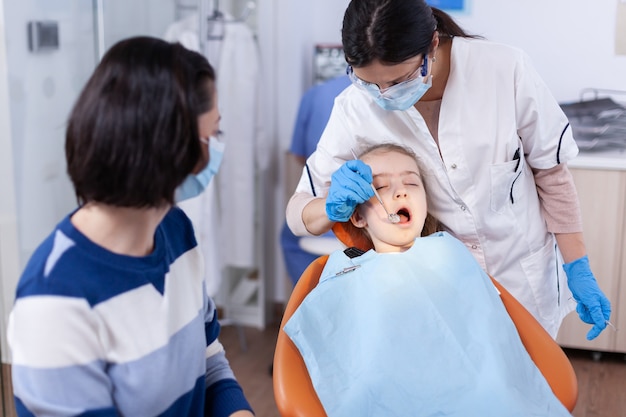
xmin=286 ymin=0 xmax=611 ymax=340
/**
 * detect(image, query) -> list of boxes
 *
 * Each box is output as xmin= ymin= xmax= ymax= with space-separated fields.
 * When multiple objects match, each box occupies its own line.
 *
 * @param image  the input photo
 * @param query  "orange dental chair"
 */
xmin=273 ymin=223 xmax=578 ymax=416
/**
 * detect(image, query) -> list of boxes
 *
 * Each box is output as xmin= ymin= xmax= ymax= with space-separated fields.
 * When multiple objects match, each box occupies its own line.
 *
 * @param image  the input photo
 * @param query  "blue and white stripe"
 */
xmin=8 ymin=207 xmax=250 ymax=417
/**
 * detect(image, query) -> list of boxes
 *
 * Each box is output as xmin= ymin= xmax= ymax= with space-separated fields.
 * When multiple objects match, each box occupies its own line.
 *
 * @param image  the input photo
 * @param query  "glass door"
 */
xmin=3 ymin=0 xmax=98 ymax=270
xmin=3 ymin=0 xmax=182 ymax=276
xmin=97 ymin=0 xmax=178 ymax=55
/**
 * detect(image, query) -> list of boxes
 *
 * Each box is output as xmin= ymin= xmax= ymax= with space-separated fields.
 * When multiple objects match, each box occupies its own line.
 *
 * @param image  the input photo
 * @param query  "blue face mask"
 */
xmin=372 ymin=75 xmax=432 ymax=111
xmin=175 ymin=136 xmax=226 ymax=202
xmin=348 ymin=56 xmax=432 ymax=111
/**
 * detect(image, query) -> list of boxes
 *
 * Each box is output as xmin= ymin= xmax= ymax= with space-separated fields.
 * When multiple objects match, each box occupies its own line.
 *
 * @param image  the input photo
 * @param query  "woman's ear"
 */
xmin=350 ymin=207 xmax=367 ymax=229
xmin=429 ymin=31 xmax=440 ymax=60
xmin=431 ymin=31 xmax=440 ymax=50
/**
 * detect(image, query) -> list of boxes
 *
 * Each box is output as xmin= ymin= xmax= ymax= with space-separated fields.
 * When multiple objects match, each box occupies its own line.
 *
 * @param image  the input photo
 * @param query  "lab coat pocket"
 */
xmin=489 ymin=159 xmax=522 ymax=213
xmin=521 ymin=239 xmax=559 ymax=322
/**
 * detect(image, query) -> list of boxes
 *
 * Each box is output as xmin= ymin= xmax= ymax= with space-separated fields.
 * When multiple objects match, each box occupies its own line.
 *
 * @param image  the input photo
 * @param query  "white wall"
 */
xmin=273 ymin=0 xmax=349 ymax=151
xmin=451 ymin=0 xmax=626 ymax=103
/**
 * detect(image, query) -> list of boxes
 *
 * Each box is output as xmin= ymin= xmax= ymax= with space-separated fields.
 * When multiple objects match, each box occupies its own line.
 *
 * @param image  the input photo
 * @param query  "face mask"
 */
xmin=372 ymin=75 xmax=432 ymax=111
xmin=175 ymin=136 xmax=226 ymax=202
xmin=348 ymin=56 xmax=432 ymax=111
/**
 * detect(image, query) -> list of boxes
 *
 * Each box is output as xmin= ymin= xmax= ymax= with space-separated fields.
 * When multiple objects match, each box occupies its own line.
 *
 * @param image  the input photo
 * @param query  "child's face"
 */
xmin=350 ymin=149 xmax=427 ymax=253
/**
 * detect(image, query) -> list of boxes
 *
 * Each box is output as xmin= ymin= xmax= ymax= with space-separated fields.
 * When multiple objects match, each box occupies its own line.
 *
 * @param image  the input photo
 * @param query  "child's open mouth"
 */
xmin=396 ymin=208 xmax=411 ymax=223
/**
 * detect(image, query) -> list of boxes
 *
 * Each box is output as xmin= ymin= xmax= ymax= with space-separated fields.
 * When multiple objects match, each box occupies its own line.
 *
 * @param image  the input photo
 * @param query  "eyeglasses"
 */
xmin=346 ymin=57 xmax=429 ymax=98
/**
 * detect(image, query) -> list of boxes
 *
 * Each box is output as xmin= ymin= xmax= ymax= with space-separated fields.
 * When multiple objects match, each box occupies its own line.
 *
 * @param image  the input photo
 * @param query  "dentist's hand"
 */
xmin=325 ymin=160 xmax=374 ymax=222
xmin=563 ymin=255 xmax=611 ymax=340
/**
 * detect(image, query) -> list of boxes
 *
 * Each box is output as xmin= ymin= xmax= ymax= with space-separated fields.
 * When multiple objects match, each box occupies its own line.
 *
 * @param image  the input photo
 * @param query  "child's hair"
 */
xmin=343 ymin=143 xmax=441 ymax=250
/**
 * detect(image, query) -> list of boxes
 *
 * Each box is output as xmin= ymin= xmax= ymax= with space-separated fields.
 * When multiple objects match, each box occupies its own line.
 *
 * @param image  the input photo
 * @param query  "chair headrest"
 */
xmin=332 ymin=222 xmax=374 ymax=252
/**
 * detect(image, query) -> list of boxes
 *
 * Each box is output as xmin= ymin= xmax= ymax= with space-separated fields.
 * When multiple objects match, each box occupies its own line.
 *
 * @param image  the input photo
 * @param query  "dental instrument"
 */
xmin=351 ymin=149 xmax=401 ymax=224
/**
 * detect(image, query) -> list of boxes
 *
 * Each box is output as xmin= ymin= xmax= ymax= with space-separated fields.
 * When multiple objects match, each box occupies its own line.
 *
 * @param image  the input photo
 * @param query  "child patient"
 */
xmin=284 ymin=144 xmax=572 ymax=417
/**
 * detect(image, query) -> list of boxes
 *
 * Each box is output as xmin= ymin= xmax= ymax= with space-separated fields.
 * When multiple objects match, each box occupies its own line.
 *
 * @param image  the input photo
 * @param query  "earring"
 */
xmin=432 ymin=56 xmax=437 ymax=63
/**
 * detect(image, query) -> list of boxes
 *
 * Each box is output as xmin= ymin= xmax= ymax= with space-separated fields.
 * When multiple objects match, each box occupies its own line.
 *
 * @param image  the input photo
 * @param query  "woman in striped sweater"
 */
xmin=8 ymin=36 xmax=254 ymax=417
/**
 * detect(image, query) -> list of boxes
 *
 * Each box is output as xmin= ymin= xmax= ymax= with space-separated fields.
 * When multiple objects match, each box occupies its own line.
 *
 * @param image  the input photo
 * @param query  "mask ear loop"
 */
xmin=420 ymin=55 xmax=429 ymax=77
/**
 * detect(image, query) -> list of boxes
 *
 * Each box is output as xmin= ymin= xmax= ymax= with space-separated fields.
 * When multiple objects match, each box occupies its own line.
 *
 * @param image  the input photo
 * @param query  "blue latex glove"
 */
xmin=325 ymin=160 xmax=375 ymax=222
xmin=563 ymin=255 xmax=611 ymax=340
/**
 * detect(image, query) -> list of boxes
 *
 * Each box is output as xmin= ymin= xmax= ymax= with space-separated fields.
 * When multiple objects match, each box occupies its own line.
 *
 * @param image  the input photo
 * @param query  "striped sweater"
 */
xmin=8 ymin=207 xmax=252 ymax=416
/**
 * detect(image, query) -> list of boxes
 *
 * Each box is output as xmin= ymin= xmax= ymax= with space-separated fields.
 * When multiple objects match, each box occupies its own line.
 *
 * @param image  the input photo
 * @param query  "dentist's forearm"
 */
xmin=302 ymin=197 xmax=334 ymax=235
xmin=286 ymin=192 xmax=333 ymax=236
xmin=555 ymin=232 xmax=586 ymax=264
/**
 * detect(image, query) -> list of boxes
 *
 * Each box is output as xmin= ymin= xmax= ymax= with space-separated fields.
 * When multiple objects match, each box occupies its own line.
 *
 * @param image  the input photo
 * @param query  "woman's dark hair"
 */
xmin=66 ymin=36 xmax=216 ymax=207
xmin=342 ymin=0 xmax=479 ymax=67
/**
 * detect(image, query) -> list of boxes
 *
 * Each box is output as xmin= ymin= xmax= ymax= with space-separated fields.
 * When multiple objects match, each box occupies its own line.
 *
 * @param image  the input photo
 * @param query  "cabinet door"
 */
xmin=556 ymin=169 xmax=626 ymax=352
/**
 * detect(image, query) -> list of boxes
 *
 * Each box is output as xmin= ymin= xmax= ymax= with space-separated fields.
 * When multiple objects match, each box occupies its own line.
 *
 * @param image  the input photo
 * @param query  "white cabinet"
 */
xmin=556 ymin=168 xmax=626 ymax=353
